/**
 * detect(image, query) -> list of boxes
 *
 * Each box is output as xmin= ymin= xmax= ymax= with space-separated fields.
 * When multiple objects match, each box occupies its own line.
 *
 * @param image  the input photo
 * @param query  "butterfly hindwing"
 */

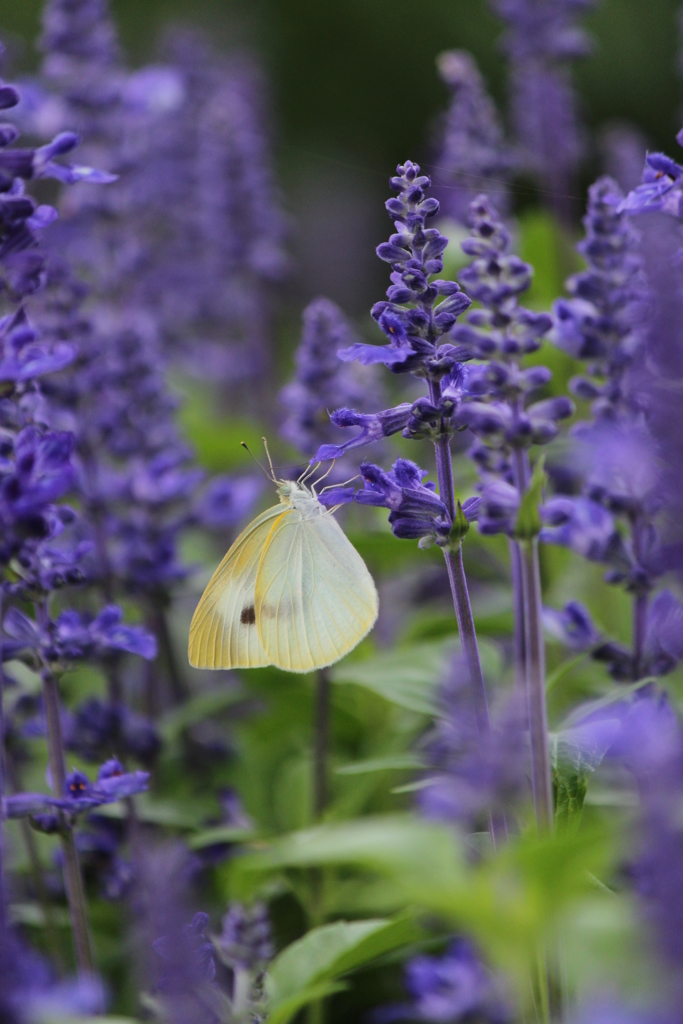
xmin=188 ymin=505 xmax=285 ymax=669
xmin=254 ymin=508 xmax=379 ymax=672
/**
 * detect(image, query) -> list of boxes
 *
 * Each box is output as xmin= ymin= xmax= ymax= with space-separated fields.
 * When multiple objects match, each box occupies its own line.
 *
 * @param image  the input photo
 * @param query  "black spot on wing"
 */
xmin=240 ymin=605 xmax=256 ymax=625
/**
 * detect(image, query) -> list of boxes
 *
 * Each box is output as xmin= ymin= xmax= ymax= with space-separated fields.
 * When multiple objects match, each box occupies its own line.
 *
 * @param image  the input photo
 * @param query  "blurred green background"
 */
xmin=2 ymin=0 xmax=682 ymax=318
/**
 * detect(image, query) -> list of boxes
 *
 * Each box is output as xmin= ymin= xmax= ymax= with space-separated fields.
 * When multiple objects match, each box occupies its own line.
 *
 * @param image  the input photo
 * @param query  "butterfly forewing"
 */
xmin=188 ymin=506 xmax=284 ymax=669
xmin=254 ymin=509 xmax=379 ymax=672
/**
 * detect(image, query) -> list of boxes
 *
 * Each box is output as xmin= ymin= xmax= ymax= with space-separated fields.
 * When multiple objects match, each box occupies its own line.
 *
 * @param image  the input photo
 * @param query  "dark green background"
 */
xmin=2 ymin=0 xmax=681 ymax=312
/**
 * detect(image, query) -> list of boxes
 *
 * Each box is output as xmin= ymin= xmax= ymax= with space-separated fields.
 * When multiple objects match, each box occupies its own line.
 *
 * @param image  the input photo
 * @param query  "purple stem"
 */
xmin=509 ymin=539 xmax=527 ymax=694
xmin=429 ymin=381 xmax=492 ymax=733
xmin=429 ymin=382 xmax=510 ymax=850
xmin=41 ymin=662 xmax=96 ymax=974
xmin=512 ymin=450 xmax=553 ymax=830
xmin=631 ymin=519 xmax=648 ymax=680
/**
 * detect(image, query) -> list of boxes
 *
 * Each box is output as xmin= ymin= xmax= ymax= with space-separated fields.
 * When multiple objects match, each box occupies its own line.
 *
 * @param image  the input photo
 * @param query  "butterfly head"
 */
xmin=277 ymin=479 xmax=311 ymax=502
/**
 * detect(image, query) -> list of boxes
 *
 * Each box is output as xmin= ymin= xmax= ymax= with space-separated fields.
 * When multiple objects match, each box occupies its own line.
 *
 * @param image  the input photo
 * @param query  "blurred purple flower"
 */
xmin=491 ymin=0 xmax=596 ymax=219
xmin=432 ymin=50 xmax=513 ymax=224
xmin=376 ymin=939 xmax=510 ymax=1023
xmin=153 ymin=911 xmax=216 ymax=991
xmin=282 ymin=297 xmax=380 ymax=460
xmin=216 ymin=902 xmax=273 ymax=971
xmin=543 ymin=601 xmax=599 ymax=650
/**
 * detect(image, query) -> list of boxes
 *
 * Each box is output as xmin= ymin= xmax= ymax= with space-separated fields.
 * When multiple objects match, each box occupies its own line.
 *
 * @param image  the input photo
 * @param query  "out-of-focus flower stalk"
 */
xmin=40 ymin=659 xmax=94 ymax=974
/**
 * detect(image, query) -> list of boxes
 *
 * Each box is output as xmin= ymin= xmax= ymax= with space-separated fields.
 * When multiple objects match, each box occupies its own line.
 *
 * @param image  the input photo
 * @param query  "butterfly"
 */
xmin=188 ymin=458 xmax=378 ymax=674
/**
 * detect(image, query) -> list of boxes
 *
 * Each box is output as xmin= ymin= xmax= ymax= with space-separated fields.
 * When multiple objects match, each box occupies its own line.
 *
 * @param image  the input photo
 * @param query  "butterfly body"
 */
xmin=188 ymin=478 xmax=378 ymax=673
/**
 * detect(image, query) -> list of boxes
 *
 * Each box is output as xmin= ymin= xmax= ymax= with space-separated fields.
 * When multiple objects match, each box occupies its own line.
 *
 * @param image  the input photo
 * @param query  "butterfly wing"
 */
xmin=188 ymin=505 xmax=286 ymax=669
xmin=254 ymin=509 xmax=379 ymax=672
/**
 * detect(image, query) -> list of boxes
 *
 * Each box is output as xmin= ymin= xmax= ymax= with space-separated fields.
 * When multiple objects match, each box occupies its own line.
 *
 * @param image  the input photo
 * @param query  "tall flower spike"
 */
xmin=136 ymin=29 xmax=288 ymax=384
xmin=553 ymin=175 xmax=648 ymax=418
xmin=433 ymin=50 xmax=513 ymax=224
xmin=454 ymin=192 xmax=573 ymax=831
xmin=315 ymin=162 xmax=500 ymax=848
xmin=544 ymin=174 xmax=682 ymax=684
xmin=340 ymin=160 xmax=471 ymax=375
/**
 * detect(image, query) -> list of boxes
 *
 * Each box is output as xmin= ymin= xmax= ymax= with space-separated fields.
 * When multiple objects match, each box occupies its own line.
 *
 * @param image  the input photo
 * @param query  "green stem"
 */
xmin=313 ymin=668 xmax=331 ymax=820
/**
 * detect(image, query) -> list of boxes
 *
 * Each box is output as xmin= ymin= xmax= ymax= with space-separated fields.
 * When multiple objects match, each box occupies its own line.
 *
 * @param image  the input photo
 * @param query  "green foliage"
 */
xmin=514 ymin=456 xmax=547 ymax=541
xmin=266 ymin=916 xmax=421 ymax=1023
xmin=331 ymin=638 xmax=502 ymax=716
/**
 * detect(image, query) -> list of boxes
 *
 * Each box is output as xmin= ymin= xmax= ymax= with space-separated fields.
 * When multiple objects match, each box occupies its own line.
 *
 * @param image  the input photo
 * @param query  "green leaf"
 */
xmin=551 ymin=717 xmax=622 ymax=834
xmin=446 ymin=500 xmax=470 ymax=551
xmin=96 ymin=795 xmax=207 ymax=829
xmin=266 ymin=981 xmax=347 ymax=1024
xmin=188 ymin=825 xmax=255 ymax=850
xmin=230 ymin=813 xmax=611 ymax=979
xmin=514 ymin=456 xmax=546 ymax=541
xmin=331 ymin=639 xmax=501 ymax=716
xmin=336 ymin=754 xmax=423 ymax=775
xmin=267 ymin=914 xmax=421 ymax=1022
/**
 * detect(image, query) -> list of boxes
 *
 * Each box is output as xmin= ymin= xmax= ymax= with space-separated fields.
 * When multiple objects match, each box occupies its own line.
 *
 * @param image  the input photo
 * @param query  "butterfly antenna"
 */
xmin=261 ymin=437 xmax=277 ymax=481
xmin=240 ymin=441 xmax=271 ymax=480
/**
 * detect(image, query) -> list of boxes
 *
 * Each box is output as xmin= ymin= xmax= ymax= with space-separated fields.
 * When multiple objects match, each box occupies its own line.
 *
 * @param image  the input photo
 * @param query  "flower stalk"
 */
xmin=41 ymin=666 xmax=95 ymax=975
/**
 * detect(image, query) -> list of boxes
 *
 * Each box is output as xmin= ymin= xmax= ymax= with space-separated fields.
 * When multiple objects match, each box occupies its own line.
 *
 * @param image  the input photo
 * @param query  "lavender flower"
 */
xmin=544 ymin=175 xmax=683 ymax=682
xmin=216 ymin=902 xmax=273 ymax=971
xmin=315 ymin=161 xmax=495 ymax=791
xmin=453 ymin=193 xmax=571 ymax=829
xmin=418 ymin=656 xmax=528 ymax=830
xmin=153 ymin=910 xmax=217 ymax=991
xmin=135 ymin=28 xmax=287 ymax=382
xmin=377 ymin=939 xmax=510 ymax=1023
xmin=553 ymin=176 xmax=648 ymax=417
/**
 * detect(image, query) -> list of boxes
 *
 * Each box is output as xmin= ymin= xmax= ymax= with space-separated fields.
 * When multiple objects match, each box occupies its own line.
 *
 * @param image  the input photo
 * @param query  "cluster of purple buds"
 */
xmin=338 ymin=161 xmax=471 ymax=378
xmin=539 ymin=170 xmax=683 ymax=682
xmin=216 ymin=901 xmax=274 ymax=972
xmin=314 ymin=163 xmax=477 ymax=549
xmin=326 ymin=458 xmax=476 ymax=549
xmin=553 ymin=176 xmax=648 ymax=417
xmin=452 ymin=195 xmax=573 ymax=535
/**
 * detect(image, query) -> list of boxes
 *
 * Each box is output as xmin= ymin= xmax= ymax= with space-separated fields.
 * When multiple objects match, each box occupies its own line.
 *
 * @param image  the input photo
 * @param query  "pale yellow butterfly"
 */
xmin=188 ymin=463 xmax=379 ymax=674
